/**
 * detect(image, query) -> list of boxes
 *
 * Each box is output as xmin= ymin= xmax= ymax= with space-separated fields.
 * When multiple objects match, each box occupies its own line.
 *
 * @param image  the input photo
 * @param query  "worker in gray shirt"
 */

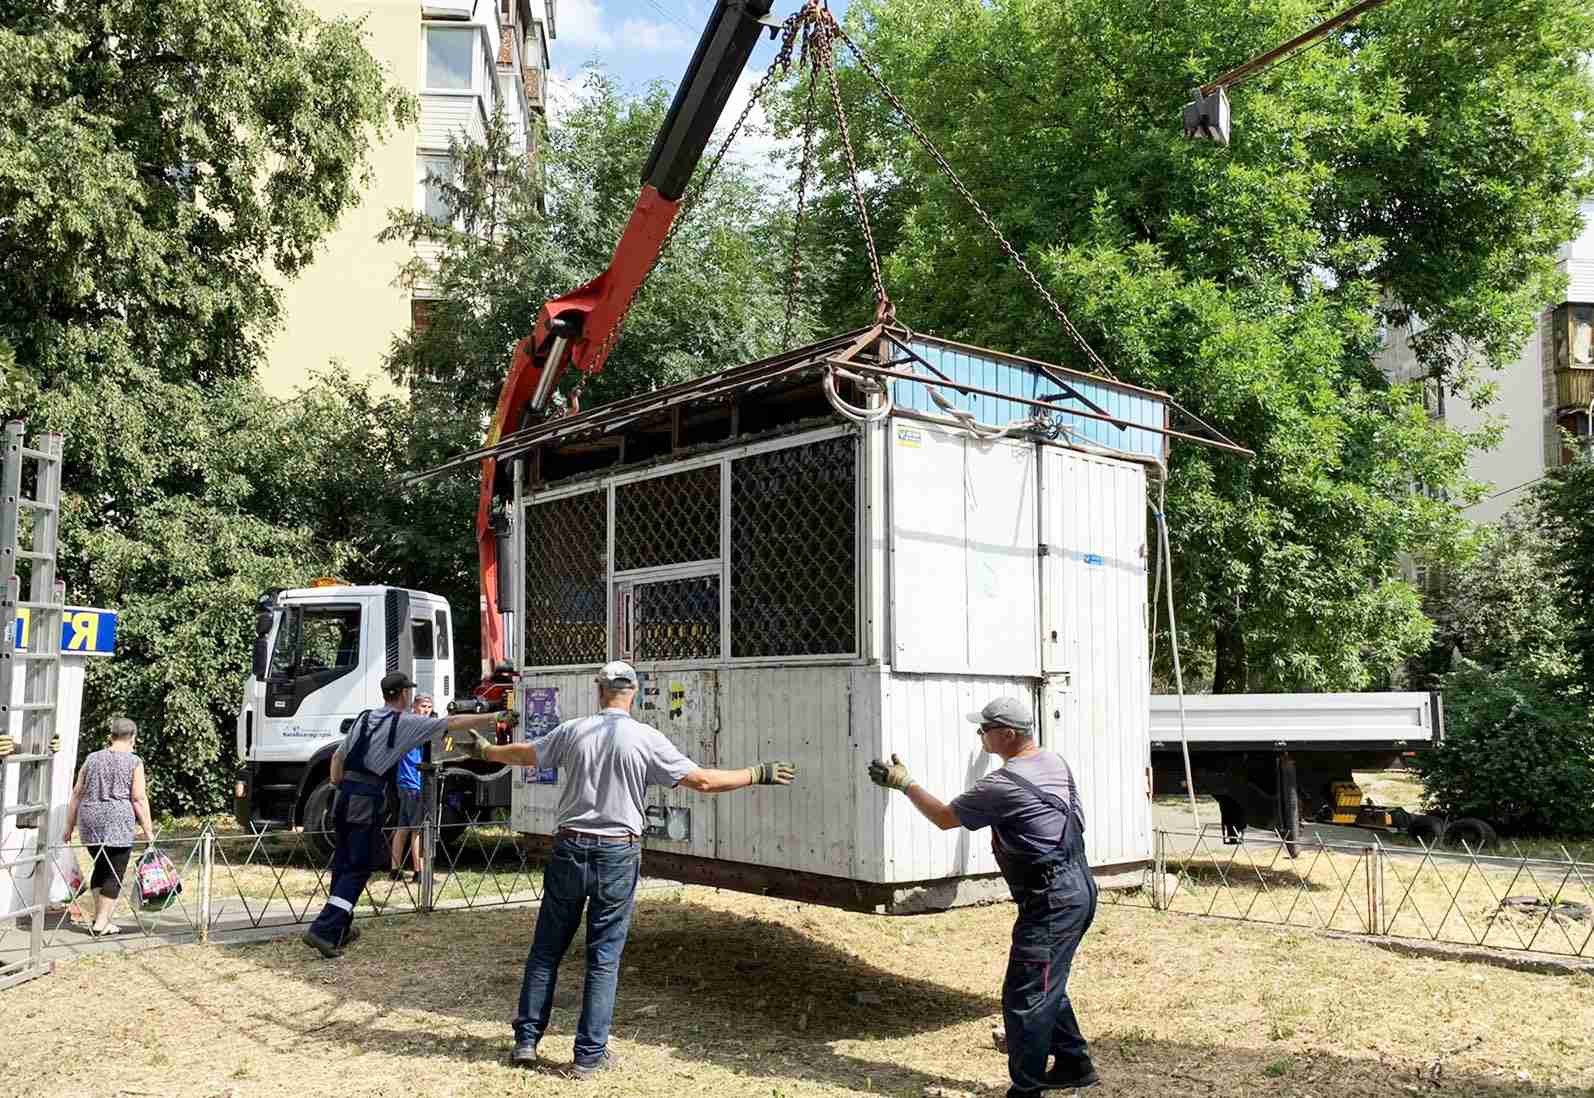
xmin=457 ymin=660 xmax=797 ymax=1078
xmin=868 ymin=696 xmax=1099 ymax=1096
xmin=302 ymin=671 xmax=511 ymax=959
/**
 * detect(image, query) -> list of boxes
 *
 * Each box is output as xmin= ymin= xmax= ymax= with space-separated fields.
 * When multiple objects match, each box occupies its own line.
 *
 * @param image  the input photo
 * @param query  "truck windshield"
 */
xmin=268 ymin=606 xmax=361 ymax=678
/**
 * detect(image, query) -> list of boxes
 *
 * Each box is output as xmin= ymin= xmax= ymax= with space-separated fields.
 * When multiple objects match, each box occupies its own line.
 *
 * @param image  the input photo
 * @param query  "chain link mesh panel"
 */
xmin=523 ymin=491 xmax=607 ymax=666
xmin=731 ymin=434 xmax=858 ymax=657
xmin=614 ymin=466 xmax=721 ymax=571
xmin=634 ymin=575 xmax=721 ymax=661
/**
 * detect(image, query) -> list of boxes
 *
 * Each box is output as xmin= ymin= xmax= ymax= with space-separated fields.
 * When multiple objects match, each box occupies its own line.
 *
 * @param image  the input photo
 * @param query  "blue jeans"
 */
xmin=513 ymin=836 xmax=642 ymax=1063
xmin=1001 ymin=857 xmax=1098 ymax=1096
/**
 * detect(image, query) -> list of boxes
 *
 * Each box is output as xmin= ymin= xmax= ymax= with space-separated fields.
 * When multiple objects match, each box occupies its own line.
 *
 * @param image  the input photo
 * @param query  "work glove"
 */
xmin=0 ymin=733 xmax=12 ymax=758
xmin=456 ymin=729 xmax=495 ymax=760
xmin=749 ymin=761 xmax=797 ymax=785
xmin=868 ymin=754 xmax=914 ymax=792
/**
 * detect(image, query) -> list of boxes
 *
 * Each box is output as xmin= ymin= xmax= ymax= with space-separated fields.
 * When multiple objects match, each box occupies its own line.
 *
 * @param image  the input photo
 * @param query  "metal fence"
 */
xmin=1104 ymin=828 xmax=1594 ymax=960
xmin=0 ymin=815 xmax=550 ymax=978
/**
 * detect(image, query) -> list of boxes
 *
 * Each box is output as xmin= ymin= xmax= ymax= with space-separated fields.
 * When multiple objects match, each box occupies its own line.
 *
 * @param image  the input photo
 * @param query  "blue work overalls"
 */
xmin=307 ymin=709 xmax=400 ymax=946
xmin=993 ymin=772 xmax=1099 ymax=1097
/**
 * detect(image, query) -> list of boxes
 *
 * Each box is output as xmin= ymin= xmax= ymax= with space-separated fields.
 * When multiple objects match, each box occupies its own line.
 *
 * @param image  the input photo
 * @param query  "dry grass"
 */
xmin=5 ymin=886 xmax=1593 ymax=1098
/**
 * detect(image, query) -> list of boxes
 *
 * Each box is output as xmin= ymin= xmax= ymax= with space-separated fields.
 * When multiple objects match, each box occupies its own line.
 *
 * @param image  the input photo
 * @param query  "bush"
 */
xmin=1412 ymin=662 xmax=1594 ymax=836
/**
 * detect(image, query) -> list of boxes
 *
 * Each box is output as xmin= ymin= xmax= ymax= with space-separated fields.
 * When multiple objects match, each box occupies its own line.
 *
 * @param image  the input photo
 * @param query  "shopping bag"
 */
xmin=50 ymin=842 xmax=84 ymax=898
xmin=135 ymin=848 xmax=182 ymax=909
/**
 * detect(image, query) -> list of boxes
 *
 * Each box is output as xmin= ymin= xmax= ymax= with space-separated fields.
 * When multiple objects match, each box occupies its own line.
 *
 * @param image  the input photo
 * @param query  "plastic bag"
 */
xmin=136 ymin=849 xmax=182 ymax=909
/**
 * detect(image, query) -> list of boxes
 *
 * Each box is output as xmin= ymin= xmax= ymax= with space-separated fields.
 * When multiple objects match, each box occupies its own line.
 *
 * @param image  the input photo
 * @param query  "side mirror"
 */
xmin=251 ymin=637 xmax=270 ymax=680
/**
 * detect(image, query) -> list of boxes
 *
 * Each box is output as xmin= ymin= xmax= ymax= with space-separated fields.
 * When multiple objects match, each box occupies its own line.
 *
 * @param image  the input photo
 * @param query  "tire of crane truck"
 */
xmin=1407 ymin=813 xmax=1445 ymax=848
xmin=302 ymin=779 xmax=338 ymax=865
xmin=1442 ymin=817 xmax=1498 ymax=853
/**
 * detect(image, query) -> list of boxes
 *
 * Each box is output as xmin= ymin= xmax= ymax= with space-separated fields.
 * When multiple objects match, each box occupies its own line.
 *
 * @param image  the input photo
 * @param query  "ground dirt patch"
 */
xmin=6 ymin=887 xmax=1593 ymax=1097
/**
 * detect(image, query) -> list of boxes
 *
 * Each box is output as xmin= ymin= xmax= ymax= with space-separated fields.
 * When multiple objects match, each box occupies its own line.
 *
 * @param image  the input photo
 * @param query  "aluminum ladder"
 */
xmin=0 ymin=422 xmax=64 ymax=990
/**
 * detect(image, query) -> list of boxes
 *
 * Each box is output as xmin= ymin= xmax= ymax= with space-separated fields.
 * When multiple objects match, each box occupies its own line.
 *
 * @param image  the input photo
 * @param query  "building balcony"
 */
xmin=1557 ymin=367 xmax=1594 ymax=410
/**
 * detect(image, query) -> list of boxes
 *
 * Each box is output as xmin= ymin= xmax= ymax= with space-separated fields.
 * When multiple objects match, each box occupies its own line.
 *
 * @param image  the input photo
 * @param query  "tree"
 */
xmin=380 ymin=74 xmax=798 ymax=676
xmin=789 ymin=0 xmax=1594 ymax=690
xmin=0 ymin=0 xmax=412 ymax=813
xmin=1537 ymin=457 xmax=1594 ymax=694
xmin=1431 ymin=497 xmax=1577 ymax=687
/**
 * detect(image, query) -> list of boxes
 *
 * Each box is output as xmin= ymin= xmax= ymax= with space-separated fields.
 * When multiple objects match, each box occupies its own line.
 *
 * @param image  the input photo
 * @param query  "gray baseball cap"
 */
xmin=596 ymin=660 xmax=638 ymax=688
xmin=965 ymin=696 xmax=1034 ymax=733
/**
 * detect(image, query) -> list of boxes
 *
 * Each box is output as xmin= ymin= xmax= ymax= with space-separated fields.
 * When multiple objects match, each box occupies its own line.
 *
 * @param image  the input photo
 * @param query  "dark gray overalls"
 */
xmin=307 ymin=709 xmax=399 ymax=945
xmin=993 ymin=771 xmax=1099 ymax=1097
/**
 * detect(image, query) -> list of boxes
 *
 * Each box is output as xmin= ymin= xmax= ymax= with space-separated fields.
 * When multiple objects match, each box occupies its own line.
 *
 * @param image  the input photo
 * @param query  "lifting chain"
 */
xmin=780 ymin=65 xmax=821 ymax=348
xmin=810 ymin=9 xmax=893 ymax=324
xmin=829 ymin=22 xmax=1114 ymax=378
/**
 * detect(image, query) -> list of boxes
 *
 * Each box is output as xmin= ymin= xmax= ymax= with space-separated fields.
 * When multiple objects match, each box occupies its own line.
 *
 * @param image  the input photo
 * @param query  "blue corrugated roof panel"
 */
xmin=893 ymin=338 xmax=1167 ymax=460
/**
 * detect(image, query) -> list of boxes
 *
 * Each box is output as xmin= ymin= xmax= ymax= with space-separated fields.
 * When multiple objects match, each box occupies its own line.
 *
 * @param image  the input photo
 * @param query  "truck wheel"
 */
xmin=1407 ymin=813 xmax=1444 ymax=848
xmin=302 ymin=780 xmax=338 ymax=865
xmin=1443 ymin=817 xmax=1497 ymax=853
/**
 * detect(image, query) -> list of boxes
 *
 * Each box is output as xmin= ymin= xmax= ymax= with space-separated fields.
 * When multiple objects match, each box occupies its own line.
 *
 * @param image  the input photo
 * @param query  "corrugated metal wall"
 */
xmin=1040 ymin=449 xmax=1151 ymax=868
xmin=897 ymin=338 xmax=1166 ymax=460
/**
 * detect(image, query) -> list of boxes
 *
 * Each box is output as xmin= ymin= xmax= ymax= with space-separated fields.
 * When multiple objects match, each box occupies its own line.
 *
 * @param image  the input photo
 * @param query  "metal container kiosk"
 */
xmin=499 ymin=329 xmax=1190 ymax=912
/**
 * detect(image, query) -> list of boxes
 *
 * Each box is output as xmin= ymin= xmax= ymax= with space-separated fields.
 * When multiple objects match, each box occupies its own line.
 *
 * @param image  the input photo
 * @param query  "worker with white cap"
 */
xmin=867 ymin=696 xmax=1099 ymax=1095
xmin=457 ymin=659 xmax=798 ymax=1078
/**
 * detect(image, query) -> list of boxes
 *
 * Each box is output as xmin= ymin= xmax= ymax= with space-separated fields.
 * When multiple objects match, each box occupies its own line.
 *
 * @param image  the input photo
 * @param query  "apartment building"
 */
xmin=1378 ymin=199 xmax=1594 ymax=528
xmin=262 ymin=0 xmax=556 ymax=395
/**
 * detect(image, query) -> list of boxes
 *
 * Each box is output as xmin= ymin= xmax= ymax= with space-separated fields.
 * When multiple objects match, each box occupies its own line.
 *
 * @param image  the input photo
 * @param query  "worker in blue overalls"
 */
xmin=868 ymin=697 xmax=1100 ymax=1096
xmin=303 ymin=671 xmax=513 ymax=958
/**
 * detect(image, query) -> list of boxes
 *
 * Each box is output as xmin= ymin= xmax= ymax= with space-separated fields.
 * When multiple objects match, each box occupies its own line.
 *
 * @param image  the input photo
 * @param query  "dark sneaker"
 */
xmin=388 ymin=869 xmax=403 ymax=882
xmin=1042 ymin=1064 xmax=1101 ymax=1090
xmin=568 ymin=1051 xmax=619 ymax=1080
xmin=302 ymin=929 xmax=343 ymax=959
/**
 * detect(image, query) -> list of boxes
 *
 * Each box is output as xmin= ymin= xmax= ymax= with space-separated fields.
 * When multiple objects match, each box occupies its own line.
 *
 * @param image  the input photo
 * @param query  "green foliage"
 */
xmin=380 ymin=75 xmax=798 ymax=673
xmin=794 ymin=0 xmax=1594 ymax=690
xmin=1434 ymin=498 xmax=1577 ymax=685
xmin=1412 ymin=661 xmax=1594 ymax=836
xmin=1536 ymin=457 xmax=1594 ymax=693
xmin=0 ymin=1 xmax=410 ymax=814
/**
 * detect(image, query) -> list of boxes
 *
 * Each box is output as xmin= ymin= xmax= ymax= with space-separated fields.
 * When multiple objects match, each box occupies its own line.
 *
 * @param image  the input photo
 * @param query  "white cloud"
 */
xmin=616 ymin=17 xmax=693 ymax=54
xmin=556 ymin=0 xmax=614 ymax=51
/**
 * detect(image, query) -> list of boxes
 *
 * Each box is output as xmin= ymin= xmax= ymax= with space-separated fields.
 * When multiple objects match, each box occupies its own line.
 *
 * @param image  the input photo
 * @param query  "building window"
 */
xmin=1553 ymin=303 xmax=1594 ymax=371
xmin=1420 ymin=375 xmax=1446 ymax=420
xmin=419 ymin=155 xmax=453 ymax=223
xmin=426 ymin=26 xmax=475 ymax=90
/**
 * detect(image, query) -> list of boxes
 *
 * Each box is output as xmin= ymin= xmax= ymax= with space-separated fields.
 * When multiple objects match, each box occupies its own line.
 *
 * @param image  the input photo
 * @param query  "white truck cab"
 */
xmin=233 ymin=582 xmax=504 ymax=855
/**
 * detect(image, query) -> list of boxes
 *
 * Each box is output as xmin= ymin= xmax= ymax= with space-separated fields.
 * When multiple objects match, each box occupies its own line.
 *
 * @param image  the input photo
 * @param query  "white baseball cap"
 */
xmin=596 ymin=660 xmax=638 ymax=688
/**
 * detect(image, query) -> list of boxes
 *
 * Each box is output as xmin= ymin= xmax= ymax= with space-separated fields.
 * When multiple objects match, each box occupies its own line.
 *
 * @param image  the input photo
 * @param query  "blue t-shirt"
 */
xmin=395 ymin=747 xmax=422 ymax=793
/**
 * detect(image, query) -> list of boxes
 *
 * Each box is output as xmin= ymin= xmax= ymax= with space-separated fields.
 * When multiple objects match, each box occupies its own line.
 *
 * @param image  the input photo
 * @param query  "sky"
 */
xmin=544 ymin=0 xmax=854 ymax=178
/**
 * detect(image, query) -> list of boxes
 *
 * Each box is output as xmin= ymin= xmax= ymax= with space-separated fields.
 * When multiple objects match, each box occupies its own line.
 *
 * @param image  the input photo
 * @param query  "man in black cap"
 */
xmin=867 ymin=696 xmax=1099 ymax=1096
xmin=302 ymin=671 xmax=512 ymax=958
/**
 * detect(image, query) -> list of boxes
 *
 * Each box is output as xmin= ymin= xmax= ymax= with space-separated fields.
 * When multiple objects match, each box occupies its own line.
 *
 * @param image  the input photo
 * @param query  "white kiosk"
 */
xmin=0 ymin=605 xmax=118 ymax=916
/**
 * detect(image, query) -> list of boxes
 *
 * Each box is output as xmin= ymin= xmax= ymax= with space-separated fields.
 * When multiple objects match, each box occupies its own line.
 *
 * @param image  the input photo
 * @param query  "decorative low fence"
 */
xmin=0 ymin=816 xmax=551 ymax=983
xmin=1105 ymin=828 xmax=1594 ymax=961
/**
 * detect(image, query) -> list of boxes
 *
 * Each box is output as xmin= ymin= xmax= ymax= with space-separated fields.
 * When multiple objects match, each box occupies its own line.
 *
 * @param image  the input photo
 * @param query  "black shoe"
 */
xmin=342 ymin=925 xmax=362 ymax=946
xmin=510 ymin=1041 xmax=539 ymax=1067
xmin=568 ymin=1051 xmax=619 ymax=1080
xmin=1042 ymin=1064 xmax=1101 ymax=1090
xmin=410 ymin=871 xmax=422 ymax=884
xmin=388 ymin=868 xmax=403 ymax=882
xmin=302 ymin=929 xmax=343 ymax=959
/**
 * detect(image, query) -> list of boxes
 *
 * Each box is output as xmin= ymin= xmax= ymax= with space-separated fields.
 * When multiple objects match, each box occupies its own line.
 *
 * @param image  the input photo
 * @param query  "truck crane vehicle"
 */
xmin=233 ymin=0 xmax=787 ymax=854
